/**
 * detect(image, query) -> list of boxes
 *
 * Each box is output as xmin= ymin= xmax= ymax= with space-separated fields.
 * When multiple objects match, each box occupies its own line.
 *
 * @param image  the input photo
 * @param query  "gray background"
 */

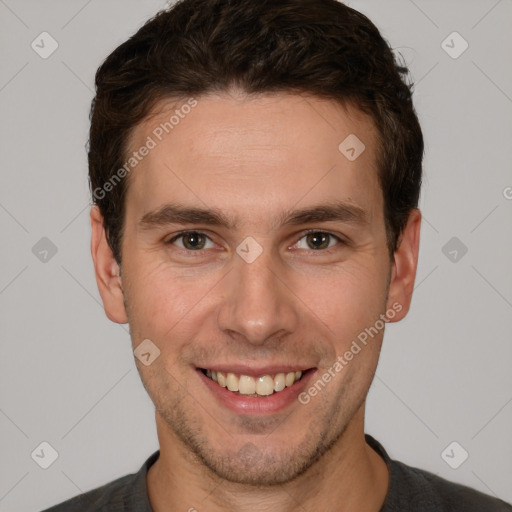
xmin=0 ymin=0 xmax=511 ymax=510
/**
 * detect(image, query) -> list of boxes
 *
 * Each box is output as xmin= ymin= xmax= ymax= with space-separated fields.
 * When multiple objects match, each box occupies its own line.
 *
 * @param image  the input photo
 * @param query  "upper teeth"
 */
xmin=205 ymin=370 xmax=303 ymax=396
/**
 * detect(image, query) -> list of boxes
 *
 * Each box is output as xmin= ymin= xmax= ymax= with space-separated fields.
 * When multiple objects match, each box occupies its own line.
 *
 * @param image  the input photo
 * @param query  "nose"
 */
xmin=216 ymin=247 xmax=300 ymax=346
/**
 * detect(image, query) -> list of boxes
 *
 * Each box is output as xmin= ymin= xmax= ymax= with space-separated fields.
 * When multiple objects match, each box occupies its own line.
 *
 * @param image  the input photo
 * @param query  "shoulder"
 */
xmin=40 ymin=451 xmax=159 ymax=512
xmin=41 ymin=473 xmax=136 ymax=512
xmin=389 ymin=458 xmax=512 ymax=511
xmin=365 ymin=435 xmax=512 ymax=512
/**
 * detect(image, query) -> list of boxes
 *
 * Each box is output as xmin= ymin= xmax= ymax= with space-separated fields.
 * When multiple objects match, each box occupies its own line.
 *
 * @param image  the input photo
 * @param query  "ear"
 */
xmin=385 ymin=208 xmax=421 ymax=322
xmin=90 ymin=206 xmax=128 ymax=324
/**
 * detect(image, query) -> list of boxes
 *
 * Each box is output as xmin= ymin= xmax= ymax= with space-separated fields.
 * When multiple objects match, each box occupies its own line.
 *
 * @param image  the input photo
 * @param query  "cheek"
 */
xmin=296 ymin=261 xmax=388 ymax=336
xmin=123 ymin=259 xmax=219 ymax=341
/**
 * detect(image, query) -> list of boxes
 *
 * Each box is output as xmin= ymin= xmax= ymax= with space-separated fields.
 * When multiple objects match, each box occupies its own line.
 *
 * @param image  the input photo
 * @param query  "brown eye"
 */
xmin=305 ymin=232 xmax=330 ymax=250
xmin=169 ymin=231 xmax=213 ymax=251
xmin=295 ymin=231 xmax=340 ymax=251
xmin=183 ymin=232 xmax=206 ymax=250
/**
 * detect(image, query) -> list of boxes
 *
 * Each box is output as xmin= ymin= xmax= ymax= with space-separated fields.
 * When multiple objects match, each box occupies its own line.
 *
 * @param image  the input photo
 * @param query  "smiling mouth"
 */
xmin=200 ymin=369 xmax=309 ymax=397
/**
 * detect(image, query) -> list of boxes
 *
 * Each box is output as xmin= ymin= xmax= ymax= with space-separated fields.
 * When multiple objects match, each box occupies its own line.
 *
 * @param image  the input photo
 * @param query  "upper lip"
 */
xmin=197 ymin=365 xmax=314 ymax=377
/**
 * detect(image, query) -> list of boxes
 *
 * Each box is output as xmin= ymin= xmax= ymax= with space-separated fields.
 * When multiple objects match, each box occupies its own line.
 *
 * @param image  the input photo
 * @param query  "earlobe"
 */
xmin=385 ymin=209 xmax=421 ymax=322
xmin=90 ymin=206 xmax=128 ymax=324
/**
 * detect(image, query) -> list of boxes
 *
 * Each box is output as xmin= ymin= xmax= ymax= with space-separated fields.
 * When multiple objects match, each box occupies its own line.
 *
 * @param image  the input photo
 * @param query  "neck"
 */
xmin=147 ymin=407 xmax=389 ymax=512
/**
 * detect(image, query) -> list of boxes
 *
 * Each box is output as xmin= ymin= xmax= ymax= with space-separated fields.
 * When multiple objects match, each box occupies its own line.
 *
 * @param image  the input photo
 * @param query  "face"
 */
xmin=92 ymin=91 xmax=418 ymax=486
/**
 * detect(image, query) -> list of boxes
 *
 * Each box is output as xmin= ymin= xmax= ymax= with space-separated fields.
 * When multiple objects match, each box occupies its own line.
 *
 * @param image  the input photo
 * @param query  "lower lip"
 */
xmin=197 ymin=368 xmax=316 ymax=415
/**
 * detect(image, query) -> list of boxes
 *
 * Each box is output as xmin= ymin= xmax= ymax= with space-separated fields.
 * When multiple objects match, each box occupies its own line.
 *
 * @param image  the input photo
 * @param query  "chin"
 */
xmin=170 ymin=412 xmax=346 ymax=486
xmin=198 ymin=445 xmax=319 ymax=486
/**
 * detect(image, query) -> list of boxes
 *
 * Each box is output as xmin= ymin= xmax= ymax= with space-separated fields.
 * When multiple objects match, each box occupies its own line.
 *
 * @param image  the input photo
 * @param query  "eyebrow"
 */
xmin=139 ymin=201 xmax=368 ymax=231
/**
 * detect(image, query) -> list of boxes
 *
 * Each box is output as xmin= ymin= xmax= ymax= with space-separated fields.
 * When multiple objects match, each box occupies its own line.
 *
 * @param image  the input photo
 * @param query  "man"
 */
xmin=43 ymin=0 xmax=511 ymax=510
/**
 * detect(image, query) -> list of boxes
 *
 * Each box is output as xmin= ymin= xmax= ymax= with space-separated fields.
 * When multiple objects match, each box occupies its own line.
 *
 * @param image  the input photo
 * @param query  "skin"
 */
xmin=91 ymin=90 xmax=421 ymax=512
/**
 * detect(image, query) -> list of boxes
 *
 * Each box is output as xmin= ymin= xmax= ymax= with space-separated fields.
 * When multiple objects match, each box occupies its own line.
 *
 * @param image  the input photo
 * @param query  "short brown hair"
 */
xmin=88 ymin=0 xmax=423 ymax=264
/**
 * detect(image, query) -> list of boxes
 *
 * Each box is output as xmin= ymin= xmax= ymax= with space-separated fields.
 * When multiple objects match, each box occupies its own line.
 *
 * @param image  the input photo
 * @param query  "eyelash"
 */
xmin=166 ymin=229 xmax=345 ymax=254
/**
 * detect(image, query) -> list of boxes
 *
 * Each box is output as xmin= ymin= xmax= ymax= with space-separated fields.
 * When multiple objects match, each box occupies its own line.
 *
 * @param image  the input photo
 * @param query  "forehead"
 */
xmin=123 ymin=92 xmax=382 ymax=228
